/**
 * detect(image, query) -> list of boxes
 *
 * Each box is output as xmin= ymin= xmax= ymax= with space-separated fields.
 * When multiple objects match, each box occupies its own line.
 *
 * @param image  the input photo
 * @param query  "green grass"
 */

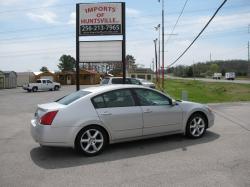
xmin=161 ymin=79 xmax=250 ymax=103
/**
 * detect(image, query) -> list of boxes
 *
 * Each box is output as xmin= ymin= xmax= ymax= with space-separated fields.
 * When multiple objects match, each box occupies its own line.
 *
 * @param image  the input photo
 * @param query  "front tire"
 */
xmin=75 ymin=126 xmax=108 ymax=156
xmin=186 ymin=113 xmax=207 ymax=138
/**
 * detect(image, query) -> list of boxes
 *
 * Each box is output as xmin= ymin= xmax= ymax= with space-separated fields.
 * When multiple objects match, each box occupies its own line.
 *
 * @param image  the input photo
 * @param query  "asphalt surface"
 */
xmin=0 ymin=86 xmax=250 ymax=187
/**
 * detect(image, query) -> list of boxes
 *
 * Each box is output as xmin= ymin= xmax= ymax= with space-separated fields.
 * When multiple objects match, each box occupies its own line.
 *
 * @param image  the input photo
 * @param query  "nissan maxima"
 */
xmin=31 ymin=85 xmax=215 ymax=156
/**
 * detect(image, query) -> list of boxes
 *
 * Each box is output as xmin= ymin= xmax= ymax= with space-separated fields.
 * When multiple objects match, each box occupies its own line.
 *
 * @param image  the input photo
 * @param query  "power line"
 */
xmin=168 ymin=0 xmax=228 ymax=68
xmin=166 ymin=0 xmax=189 ymax=44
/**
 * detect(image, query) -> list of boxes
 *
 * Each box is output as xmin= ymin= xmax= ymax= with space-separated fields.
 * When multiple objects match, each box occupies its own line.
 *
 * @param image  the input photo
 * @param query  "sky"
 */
xmin=0 ymin=0 xmax=249 ymax=72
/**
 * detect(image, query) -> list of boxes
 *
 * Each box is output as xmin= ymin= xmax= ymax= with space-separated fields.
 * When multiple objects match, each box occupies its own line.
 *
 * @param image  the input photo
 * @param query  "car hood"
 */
xmin=177 ymin=100 xmax=205 ymax=108
xmin=142 ymin=82 xmax=155 ymax=85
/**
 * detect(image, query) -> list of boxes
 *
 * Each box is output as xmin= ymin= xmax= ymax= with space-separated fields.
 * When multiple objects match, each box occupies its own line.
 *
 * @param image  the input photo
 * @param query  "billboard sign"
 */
xmin=79 ymin=3 xmax=122 ymax=36
xmin=79 ymin=41 xmax=122 ymax=62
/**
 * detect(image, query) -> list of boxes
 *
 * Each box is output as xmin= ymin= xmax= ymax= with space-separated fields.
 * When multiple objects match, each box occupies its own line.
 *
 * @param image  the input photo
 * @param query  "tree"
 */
xmin=58 ymin=54 xmax=76 ymax=71
xmin=209 ymin=63 xmax=219 ymax=74
xmin=126 ymin=54 xmax=136 ymax=69
xmin=40 ymin=66 xmax=49 ymax=72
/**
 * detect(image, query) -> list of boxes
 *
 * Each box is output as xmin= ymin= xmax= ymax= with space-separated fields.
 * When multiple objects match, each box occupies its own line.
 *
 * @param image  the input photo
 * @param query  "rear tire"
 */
xmin=75 ymin=126 xmax=108 ymax=156
xmin=186 ymin=113 xmax=207 ymax=139
xmin=32 ymin=87 xmax=38 ymax=92
xmin=54 ymin=86 xmax=59 ymax=91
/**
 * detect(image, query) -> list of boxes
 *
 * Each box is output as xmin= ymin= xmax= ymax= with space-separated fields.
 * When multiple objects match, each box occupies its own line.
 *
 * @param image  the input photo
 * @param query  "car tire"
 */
xmin=32 ymin=87 xmax=38 ymax=92
xmin=27 ymin=89 xmax=31 ymax=92
xmin=75 ymin=126 xmax=108 ymax=156
xmin=186 ymin=113 xmax=207 ymax=139
xmin=54 ymin=86 xmax=59 ymax=91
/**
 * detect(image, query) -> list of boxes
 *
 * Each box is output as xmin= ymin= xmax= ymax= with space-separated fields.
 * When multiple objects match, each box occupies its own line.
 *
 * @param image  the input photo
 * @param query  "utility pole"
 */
xmin=155 ymin=24 xmax=161 ymax=83
xmin=193 ymin=60 xmax=195 ymax=80
xmin=152 ymin=59 xmax=155 ymax=72
xmin=248 ymin=24 xmax=250 ymax=77
xmin=158 ymin=0 xmax=165 ymax=90
xmin=154 ymin=39 xmax=158 ymax=83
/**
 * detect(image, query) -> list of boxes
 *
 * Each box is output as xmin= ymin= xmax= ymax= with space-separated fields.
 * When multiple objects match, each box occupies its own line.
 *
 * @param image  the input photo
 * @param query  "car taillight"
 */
xmin=40 ymin=111 xmax=58 ymax=125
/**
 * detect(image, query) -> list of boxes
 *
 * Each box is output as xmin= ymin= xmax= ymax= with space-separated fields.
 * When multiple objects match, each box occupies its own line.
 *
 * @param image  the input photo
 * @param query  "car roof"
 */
xmin=82 ymin=84 xmax=146 ymax=94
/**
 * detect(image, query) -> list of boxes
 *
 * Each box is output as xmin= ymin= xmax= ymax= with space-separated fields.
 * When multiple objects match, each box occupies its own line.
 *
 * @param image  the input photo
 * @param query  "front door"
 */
xmin=92 ymin=89 xmax=143 ymax=140
xmin=133 ymin=88 xmax=182 ymax=136
xmin=67 ymin=76 xmax=71 ymax=85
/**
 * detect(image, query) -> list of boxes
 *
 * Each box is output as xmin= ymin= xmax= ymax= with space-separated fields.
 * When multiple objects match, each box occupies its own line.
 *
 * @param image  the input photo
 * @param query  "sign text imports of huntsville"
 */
xmin=79 ymin=3 xmax=122 ymax=36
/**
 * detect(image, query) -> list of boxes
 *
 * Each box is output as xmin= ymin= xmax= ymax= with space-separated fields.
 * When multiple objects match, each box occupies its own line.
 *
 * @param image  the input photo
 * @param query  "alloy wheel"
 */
xmin=189 ymin=116 xmax=205 ymax=137
xmin=80 ymin=129 xmax=104 ymax=154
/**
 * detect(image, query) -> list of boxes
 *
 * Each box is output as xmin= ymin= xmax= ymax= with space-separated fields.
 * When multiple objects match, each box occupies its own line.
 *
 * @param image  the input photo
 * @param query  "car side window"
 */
xmin=134 ymin=89 xmax=170 ymax=106
xmin=47 ymin=80 xmax=52 ymax=83
xmin=42 ymin=80 xmax=46 ymax=84
xmin=92 ymin=95 xmax=105 ymax=109
xmin=111 ymin=78 xmax=122 ymax=84
xmin=103 ymin=89 xmax=135 ymax=108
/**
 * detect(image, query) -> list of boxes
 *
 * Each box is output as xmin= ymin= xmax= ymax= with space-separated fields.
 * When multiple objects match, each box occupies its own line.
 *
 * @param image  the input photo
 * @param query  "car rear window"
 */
xmin=56 ymin=90 xmax=91 ymax=105
xmin=101 ymin=78 xmax=110 ymax=84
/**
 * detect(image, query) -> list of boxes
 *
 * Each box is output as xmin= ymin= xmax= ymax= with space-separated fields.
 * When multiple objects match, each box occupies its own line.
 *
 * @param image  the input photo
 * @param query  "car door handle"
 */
xmin=100 ymin=111 xmax=112 ymax=116
xmin=144 ymin=109 xmax=152 ymax=113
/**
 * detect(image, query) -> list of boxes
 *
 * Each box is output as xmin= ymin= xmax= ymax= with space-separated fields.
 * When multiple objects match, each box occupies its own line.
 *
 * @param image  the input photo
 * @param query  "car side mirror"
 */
xmin=171 ymin=99 xmax=177 ymax=106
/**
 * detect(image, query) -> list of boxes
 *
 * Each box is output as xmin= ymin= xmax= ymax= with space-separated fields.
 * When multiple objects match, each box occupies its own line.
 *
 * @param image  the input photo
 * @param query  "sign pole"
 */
xmin=76 ymin=4 xmax=80 ymax=91
xmin=122 ymin=2 xmax=126 ymax=84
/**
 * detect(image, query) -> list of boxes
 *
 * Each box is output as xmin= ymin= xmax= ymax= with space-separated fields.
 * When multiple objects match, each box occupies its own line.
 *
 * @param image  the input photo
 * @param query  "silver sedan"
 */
xmin=31 ymin=85 xmax=215 ymax=156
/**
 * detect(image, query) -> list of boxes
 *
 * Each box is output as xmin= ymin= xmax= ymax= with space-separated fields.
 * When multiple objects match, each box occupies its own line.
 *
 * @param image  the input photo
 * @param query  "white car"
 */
xmin=23 ymin=79 xmax=60 ymax=92
xmin=31 ymin=85 xmax=215 ymax=156
xmin=100 ymin=77 xmax=142 ymax=85
xmin=136 ymin=78 xmax=156 ymax=89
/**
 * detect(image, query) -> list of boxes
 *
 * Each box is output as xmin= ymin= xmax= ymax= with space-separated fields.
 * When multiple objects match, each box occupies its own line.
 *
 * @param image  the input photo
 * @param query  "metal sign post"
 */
xmin=76 ymin=4 xmax=80 ymax=91
xmin=122 ymin=2 xmax=126 ymax=84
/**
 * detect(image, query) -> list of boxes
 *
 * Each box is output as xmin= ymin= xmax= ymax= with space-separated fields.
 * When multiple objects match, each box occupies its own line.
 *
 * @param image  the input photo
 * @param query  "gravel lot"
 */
xmin=0 ymin=86 xmax=249 ymax=187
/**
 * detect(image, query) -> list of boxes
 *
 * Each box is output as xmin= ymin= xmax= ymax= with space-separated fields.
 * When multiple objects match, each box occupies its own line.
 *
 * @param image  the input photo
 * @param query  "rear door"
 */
xmin=92 ymin=89 xmax=143 ymax=140
xmin=133 ymin=88 xmax=182 ymax=136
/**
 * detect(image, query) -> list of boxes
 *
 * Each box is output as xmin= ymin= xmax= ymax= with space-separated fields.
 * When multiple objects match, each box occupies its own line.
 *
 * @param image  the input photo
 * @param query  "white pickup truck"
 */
xmin=23 ymin=79 xmax=61 ymax=92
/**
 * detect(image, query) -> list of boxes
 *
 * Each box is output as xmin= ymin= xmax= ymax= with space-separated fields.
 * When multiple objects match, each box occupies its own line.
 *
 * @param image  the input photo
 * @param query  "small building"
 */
xmin=17 ymin=72 xmax=35 ymax=86
xmin=34 ymin=71 xmax=55 ymax=81
xmin=79 ymin=69 xmax=100 ymax=85
xmin=3 ymin=71 xmax=17 ymax=89
xmin=128 ymin=68 xmax=154 ymax=81
xmin=0 ymin=71 xmax=5 ymax=89
xmin=56 ymin=71 xmax=75 ymax=85
xmin=55 ymin=70 xmax=100 ymax=85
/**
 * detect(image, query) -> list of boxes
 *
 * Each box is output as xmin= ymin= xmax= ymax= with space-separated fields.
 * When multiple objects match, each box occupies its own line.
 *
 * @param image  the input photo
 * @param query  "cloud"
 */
xmin=0 ymin=0 xmax=20 ymax=6
xmin=27 ymin=11 xmax=58 ymax=24
xmin=126 ymin=8 xmax=141 ymax=17
xmin=68 ymin=12 xmax=76 ymax=25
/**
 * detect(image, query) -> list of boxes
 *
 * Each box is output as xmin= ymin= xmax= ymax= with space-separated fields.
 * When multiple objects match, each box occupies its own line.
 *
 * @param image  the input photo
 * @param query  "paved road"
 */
xmin=166 ymin=76 xmax=250 ymax=84
xmin=0 ymin=86 xmax=250 ymax=187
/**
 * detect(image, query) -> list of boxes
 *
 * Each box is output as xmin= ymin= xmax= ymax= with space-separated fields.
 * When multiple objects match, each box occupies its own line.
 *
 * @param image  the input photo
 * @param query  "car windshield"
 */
xmin=56 ymin=90 xmax=91 ymax=105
